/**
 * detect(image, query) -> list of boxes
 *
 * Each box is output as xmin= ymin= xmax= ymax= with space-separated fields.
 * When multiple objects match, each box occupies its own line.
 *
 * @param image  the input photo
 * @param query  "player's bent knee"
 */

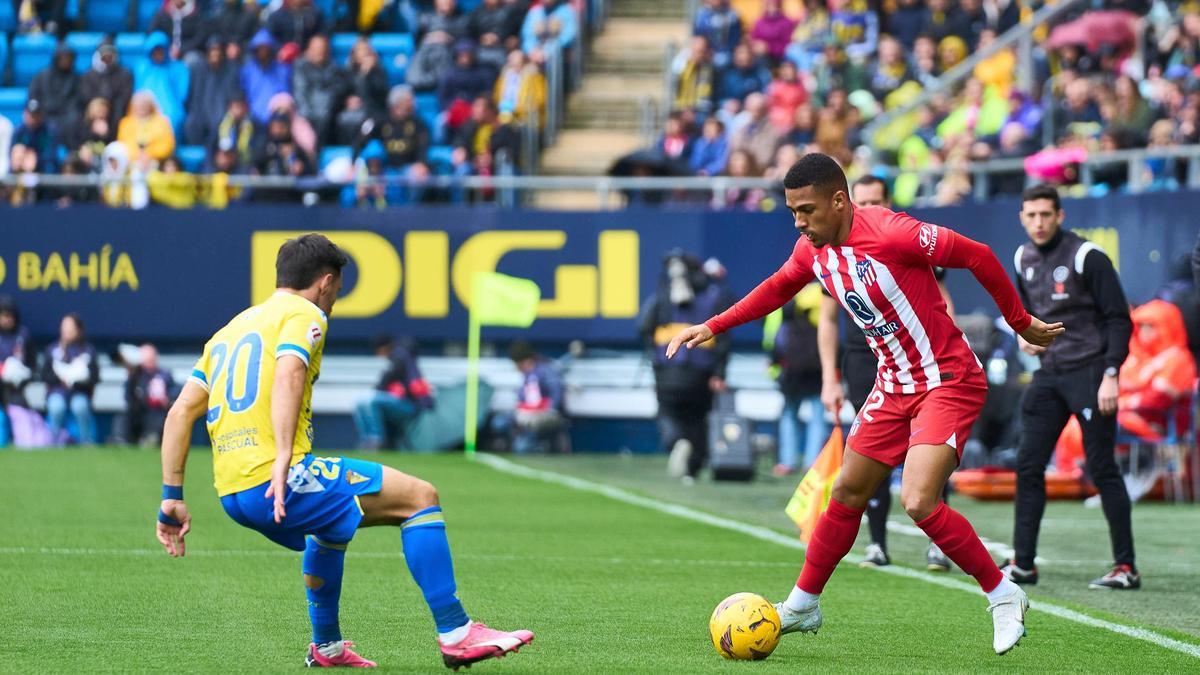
xmin=830 ymin=482 xmax=871 ymax=509
xmin=901 ymin=493 xmax=938 ymax=522
xmin=412 ymin=479 xmax=439 ymax=510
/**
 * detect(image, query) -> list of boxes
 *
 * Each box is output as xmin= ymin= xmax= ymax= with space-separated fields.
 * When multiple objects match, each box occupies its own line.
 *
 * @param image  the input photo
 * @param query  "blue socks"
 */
xmin=401 ymin=506 xmax=469 ymax=633
xmin=303 ymin=536 xmax=346 ymax=645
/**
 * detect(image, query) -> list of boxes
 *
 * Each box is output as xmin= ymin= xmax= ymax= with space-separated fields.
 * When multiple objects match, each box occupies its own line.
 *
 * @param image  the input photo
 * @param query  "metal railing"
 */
xmin=543 ymin=42 xmax=566 ymax=148
xmin=864 ymin=0 xmax=1086 ymax=144
xmin=637 ymin=95 xmax=659 ymax=147
xmin=7 ymin=144 xmax=1200 ymax=209
xmin=662 ymin=40 xmax=679 ymax=128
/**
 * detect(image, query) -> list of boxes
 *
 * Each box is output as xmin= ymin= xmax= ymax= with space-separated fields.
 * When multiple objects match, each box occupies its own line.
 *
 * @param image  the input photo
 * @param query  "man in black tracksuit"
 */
xmin=1003 ymin=185 xmax=1138 ymax=590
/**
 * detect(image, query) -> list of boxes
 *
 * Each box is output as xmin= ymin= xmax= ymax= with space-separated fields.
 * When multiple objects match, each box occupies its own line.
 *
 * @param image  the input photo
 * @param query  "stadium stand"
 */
xmin=11 ymin=33 xmax=56 ymax=87
xmin=83 ymin=0 xmax=130 ymax=34
xmin=64 ymin=31 xmax=104 ymax=74
xmin=19 ymin=353 xmax=789 ymax=423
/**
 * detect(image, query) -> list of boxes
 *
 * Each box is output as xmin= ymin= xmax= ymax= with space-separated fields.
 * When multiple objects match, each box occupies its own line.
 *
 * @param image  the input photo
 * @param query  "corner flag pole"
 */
xmin=464 ymin=305 xmax=482 ymax=458
xmin=463 ymin=271 xmax=540 ymax=458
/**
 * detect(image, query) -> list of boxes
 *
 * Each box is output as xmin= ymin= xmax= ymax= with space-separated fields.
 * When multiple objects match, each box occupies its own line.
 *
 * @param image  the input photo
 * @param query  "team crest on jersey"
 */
xmin=856 ymin=259 xmax=877 ymax=286
xmin=1051 ymin=265 xmax=1071 ymax=300
xmin=346 ymin=470 xmax=370 ymax=485
xmin=308 ymin=322 xmax=323 ymax=347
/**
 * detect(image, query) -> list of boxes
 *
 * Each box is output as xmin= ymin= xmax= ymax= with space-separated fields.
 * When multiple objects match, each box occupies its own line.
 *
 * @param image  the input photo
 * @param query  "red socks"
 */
xmin=916 ymin=501 xmax=1004 ymax=592
xmin=797 ymin=499 xmax=865 ymax=594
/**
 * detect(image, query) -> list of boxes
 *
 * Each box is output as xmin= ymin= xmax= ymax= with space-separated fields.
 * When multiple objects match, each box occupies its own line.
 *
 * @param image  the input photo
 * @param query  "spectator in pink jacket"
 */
xmin=767 ymin=60 xmax=807 ymax=131
xmin=750 ymin=0 xmax=798 ymax=65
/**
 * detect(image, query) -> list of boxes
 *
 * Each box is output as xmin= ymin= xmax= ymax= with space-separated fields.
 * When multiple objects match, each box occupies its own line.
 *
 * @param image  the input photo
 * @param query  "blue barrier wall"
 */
xmin=1 ymin=193 xmax=1193 ymax=345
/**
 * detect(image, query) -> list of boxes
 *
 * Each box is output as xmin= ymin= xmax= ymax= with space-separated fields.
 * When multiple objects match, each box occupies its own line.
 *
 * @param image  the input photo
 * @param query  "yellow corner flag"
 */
xmin=472 ymin=272 xmax=541 ymax=328
xmin=465 ymin=272 xmax=541 ymax=457
xmin=785 ymin=426 xmax=845 ymax=543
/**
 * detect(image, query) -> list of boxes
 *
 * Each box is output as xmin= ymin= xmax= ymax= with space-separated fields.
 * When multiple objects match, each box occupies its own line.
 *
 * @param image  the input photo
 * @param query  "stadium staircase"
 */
xmin=534 ymin=0 xmax=689 ymax=209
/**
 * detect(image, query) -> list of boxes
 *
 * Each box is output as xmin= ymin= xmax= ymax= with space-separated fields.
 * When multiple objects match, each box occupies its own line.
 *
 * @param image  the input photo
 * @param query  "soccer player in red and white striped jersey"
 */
xmin=667 ymin=154 xmax=1064 ymax=655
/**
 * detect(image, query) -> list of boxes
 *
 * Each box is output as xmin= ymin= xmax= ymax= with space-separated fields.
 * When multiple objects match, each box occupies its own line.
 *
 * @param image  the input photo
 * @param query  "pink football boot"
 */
xmin=305 ymin=640 xmax=378 ymax=668
xmin=439 ymin=622 xmax=534 ymax=670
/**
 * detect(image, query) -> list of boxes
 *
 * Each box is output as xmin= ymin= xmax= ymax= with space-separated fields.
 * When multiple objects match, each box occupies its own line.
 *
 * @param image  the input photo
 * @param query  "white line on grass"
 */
xmin=885 ymin=520 xmax=1049 ymax=565
xmin=475 ymin=453 xmax=1200 ymax=660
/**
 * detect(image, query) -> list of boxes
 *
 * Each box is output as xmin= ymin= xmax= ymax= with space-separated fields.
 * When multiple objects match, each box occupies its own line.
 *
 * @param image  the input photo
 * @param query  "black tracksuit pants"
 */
xmin=1013 ymin=362 xmax=1135 ymax=569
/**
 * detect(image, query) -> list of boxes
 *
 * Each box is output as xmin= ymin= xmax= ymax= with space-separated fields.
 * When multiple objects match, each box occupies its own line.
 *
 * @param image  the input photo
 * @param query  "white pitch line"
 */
xmin=885 ymin=520 xmax=1049 ymax=565
xmin=475 ymin=453 xmax=1200 ymax=660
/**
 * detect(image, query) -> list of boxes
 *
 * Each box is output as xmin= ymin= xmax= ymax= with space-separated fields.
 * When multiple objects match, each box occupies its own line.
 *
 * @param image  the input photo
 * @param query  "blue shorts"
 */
xmin=219 ymin=455 xmax=385 ymax=551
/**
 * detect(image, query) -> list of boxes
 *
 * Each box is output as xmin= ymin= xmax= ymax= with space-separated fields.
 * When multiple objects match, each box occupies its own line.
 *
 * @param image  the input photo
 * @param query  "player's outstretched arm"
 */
xmin=668 ymin=254 xmax=814 ymax=360
xmin=265 ymin=355 xmax=308 ymax=524
xmin=665 ymin=323 xmax=715 ymax=358
xmin=157 ymin=381 xmax=209 ymax=557
xmin=1018 ymin=316 xmax=1066 ymax=350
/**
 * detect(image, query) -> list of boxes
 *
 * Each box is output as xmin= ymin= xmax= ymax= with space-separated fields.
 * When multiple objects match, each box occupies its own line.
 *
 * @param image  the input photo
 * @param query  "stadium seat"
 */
xmin=115 ymin=32 xmax=147 ymax=63
xmin=313 ymin=0 xmax=337 ymax=21
xmin=371 ymin=33 xmax=413 ymax=86
xmin=176 ymin=145 xmax=207 ymax=173
xmin=12 ymin=34 xmax=57 ymax=88
xmin=135 ymin=0 xmax=160 ymax=30
xmin=427 ymin=144 xmax=454 ymax=169
xmin=84 ymin=0 xmax=129 ymax=33
xmin=0 ymin=88 xmax=26 ymax=126
xmin=331 ymin=33 xmax=359 ymax=67
xmin=65 ymin=32 xmax=104 ymax=74
xmin=0 ymin=0 xmax=15 ymax=32
xmin=414 ymin=92 xmax=440 ymax=130
xmin=0 ymin=39 xmax=8 ymax=85
xmin=457 ymin=0 xmax=482 ymax=12
xmin=320 ymin=145 xmax=353 ymax=170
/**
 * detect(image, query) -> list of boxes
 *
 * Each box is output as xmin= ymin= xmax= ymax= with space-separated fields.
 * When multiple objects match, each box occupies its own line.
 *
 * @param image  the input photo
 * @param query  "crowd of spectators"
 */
xmin=0 ymin=0 xmax=575 ymax=207
xmin=654 ymin=0 xmax=1200 ymax=209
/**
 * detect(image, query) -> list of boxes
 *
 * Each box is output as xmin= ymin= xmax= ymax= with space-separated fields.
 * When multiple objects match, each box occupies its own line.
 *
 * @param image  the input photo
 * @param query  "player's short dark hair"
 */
xmin=782 ymin=153 xmax=848 ymax=196
xmin=508 ymin=339 xmax=536 ymax=363
xmin=276 ymin=233 xmax=349 ymax=290
xmin=852 ymin=174 xmax=889 ymax=200
xmin=1021 ymin=184 xmax=1061 ymax=211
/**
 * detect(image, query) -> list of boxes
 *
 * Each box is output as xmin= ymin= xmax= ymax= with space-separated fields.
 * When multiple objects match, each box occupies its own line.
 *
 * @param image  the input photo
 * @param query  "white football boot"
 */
xmin=773 ymin=601 xmax=823 ymax=635
xmin=987 ymin=585 xmax=1029 ymax=654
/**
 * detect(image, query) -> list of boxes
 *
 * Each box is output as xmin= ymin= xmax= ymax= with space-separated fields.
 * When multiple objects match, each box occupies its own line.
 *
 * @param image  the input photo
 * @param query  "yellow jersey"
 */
xmin=188 ymin=292 xmax=328 ymax=496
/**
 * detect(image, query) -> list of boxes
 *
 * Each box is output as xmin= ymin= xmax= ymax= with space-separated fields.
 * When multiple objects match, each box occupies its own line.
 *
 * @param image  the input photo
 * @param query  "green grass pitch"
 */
xmin=2 ymin=448 xmax=1198 ymax=673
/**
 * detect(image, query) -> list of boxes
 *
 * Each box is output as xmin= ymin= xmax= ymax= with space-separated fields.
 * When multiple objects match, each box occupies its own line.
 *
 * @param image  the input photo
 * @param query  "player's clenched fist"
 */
xmin=1018 ymin=316 xmax=1065 ymax=352
xmin=666 ymin=324 xmax=715 ymax=359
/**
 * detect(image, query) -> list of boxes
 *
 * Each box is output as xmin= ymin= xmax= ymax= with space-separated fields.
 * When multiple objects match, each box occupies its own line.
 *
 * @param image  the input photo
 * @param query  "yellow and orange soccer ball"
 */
xmin=708 ymin=592 xmax=781 ymax=660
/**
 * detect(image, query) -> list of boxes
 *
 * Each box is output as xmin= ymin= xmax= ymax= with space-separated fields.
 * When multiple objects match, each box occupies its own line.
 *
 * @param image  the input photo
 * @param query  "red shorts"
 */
xmin=846 ymin=376 xmax=988 ymax=467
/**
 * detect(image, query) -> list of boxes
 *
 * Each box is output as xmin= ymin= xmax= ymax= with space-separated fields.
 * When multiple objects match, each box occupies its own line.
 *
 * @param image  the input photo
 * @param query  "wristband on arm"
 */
xmin=162 ymin=484 xmax=183 ymax=500
xmin=157 ymin=510 xmax=182 ymax=527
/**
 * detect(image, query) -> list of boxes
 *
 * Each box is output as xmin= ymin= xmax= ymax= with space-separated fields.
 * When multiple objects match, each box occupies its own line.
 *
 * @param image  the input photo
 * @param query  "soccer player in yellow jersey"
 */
xmin=155 ymin=234 xmax=533 ymax=669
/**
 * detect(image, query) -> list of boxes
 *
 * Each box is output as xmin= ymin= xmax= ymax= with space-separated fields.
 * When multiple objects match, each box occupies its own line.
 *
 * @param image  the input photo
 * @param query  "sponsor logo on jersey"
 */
xmin=843 ymin=290 xmax=877 ymax=325
xmin=919 ymin=225 xmax=939 ymax=256
xmin=861 ymin=321 xmax=900 ymax=338
xmin=856 ymin=259 xmax=877 ymax=286
xmin=308 ymin=322 xmax=323 ymax=346
xmin=346 ymin=470 xmax=370 ymax=485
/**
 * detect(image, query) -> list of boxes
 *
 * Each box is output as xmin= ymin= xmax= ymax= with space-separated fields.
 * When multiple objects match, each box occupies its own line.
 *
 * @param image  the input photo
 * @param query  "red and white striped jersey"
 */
xmin=707 ymin=206 xmax=1032 ymax=394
